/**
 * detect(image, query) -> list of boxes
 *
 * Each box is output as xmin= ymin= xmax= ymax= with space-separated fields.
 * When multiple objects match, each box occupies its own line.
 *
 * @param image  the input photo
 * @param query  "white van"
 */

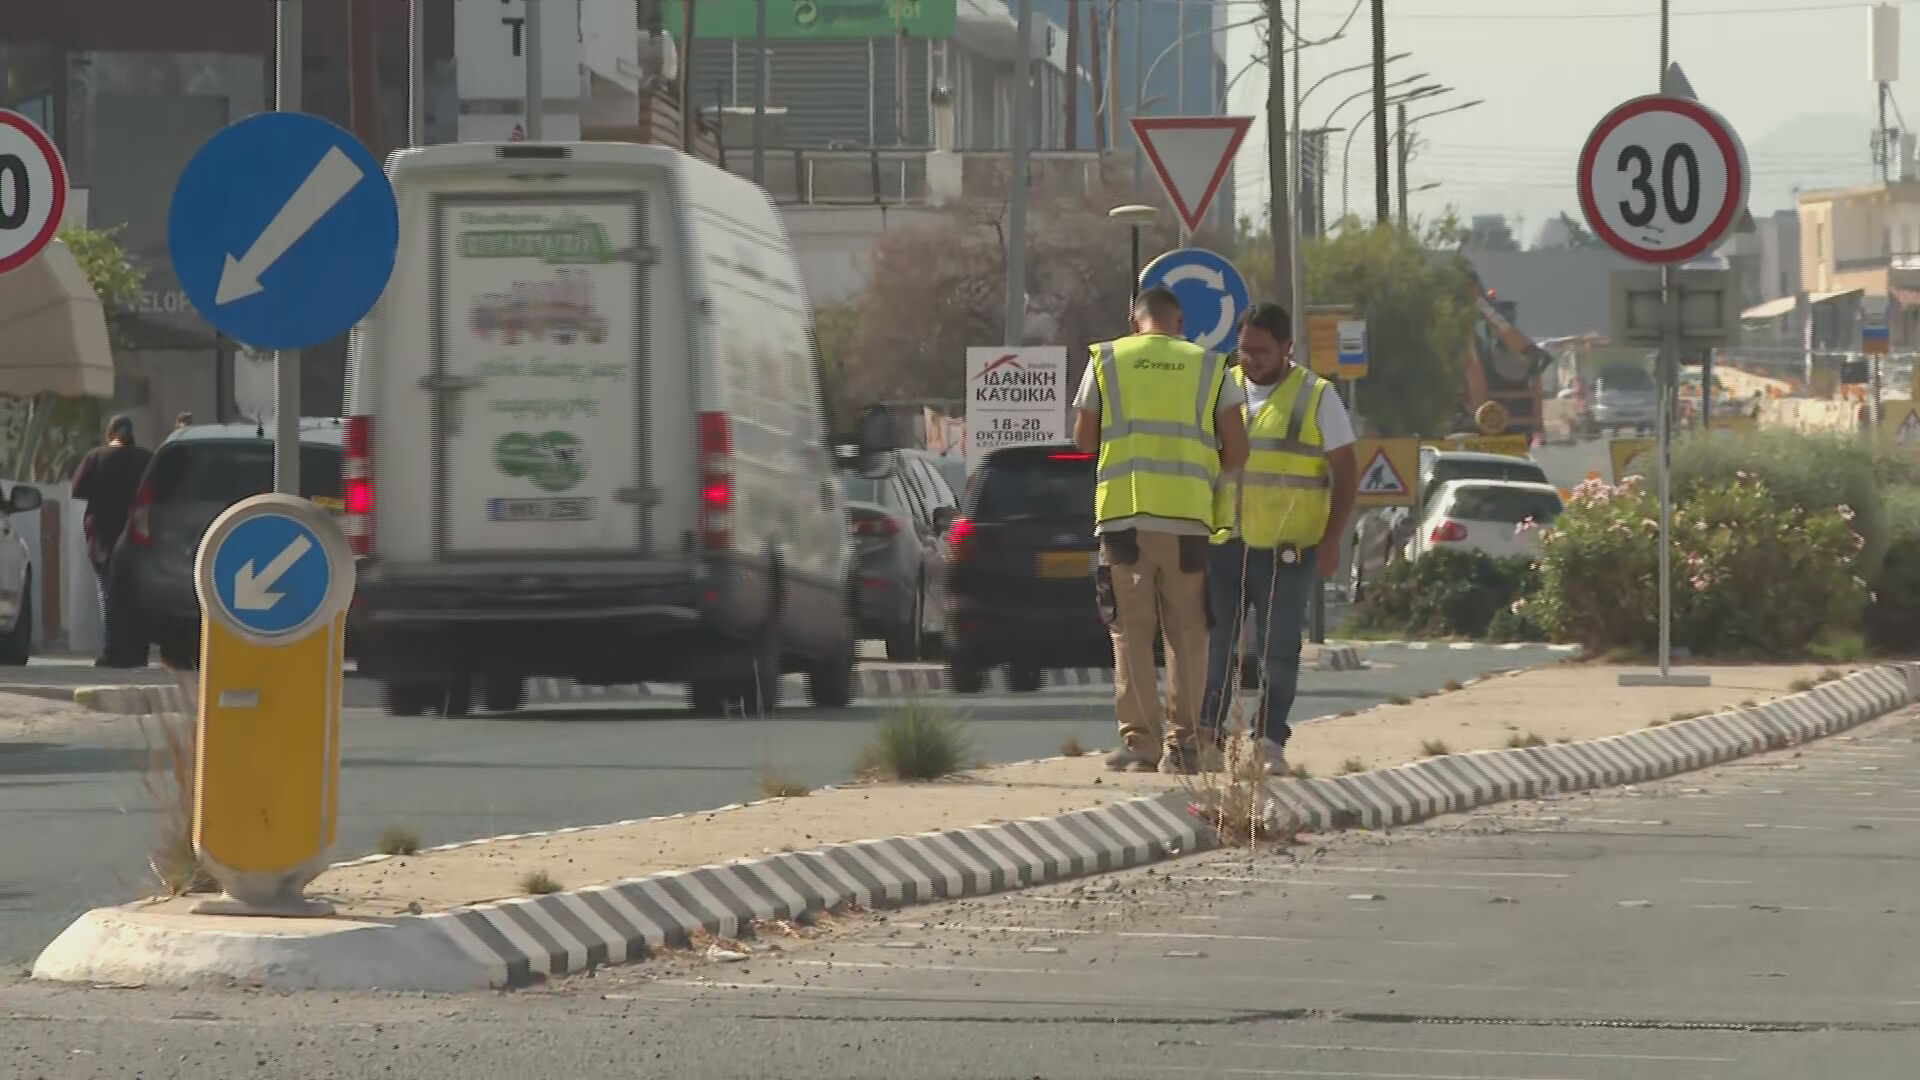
xmin=345 ymin=142 xmax=866 ymax=717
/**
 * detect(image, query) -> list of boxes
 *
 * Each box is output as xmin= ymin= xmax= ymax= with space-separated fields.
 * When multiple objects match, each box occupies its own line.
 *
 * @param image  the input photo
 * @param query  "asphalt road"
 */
xmin=0 ymin=643 xmax=1560 ymax=969
xmin=5 ymin=693 xmax=1916 ymax=1077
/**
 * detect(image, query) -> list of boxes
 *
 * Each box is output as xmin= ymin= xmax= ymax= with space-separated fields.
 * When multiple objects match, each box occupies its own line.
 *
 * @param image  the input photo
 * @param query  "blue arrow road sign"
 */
xmin=209 ymin=511 xmax=335 ymax=638
xmin=1138 ymin=248 xmax=1252 ymax=355
xmin=168 ymin=112 xmax=398 ymax=350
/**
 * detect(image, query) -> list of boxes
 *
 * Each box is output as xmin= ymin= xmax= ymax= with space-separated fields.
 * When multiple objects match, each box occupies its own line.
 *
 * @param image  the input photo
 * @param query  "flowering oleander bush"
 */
xmin=1672 ymin=429 xmax=1885 ymax=575
xmin=1352 ymin=546 xmax=1535 ymax=640
xmin=1864 ymin=484 xmax=1920 ymax=654
xmin=1530 ymin=474 xmax=1867 ymax=658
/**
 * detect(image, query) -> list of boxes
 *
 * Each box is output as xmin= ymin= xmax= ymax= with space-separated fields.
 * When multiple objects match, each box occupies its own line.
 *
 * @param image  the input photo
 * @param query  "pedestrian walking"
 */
xmin=173 ymin=412 xmax=194 ymax=431
xmin=72 ymin=414 xmax=153 ymax=668
xmin=1201 ymin=303 xmax=1358 ymax=775
xmin=1074 ymin=286 xmax=1249 ymax=775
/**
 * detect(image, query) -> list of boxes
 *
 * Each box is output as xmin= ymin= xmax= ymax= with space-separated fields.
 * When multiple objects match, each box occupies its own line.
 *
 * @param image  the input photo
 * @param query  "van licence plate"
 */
xmin=1037 ymin=551 xmax=1096 ymax=579
xmin=488 ymin=497 xmax=595 ymax=522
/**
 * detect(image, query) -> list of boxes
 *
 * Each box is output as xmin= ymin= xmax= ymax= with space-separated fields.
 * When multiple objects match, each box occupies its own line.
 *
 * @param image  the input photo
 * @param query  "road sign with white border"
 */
xmin=1883 ymin=400 xmax=1920 ymax=452
xmin=1577 ymin=94 xmax=1748 ymax=265
xmin=966 ymin=347 xmax=1069 ymax=474
xmin=1336 ymin=319 xmax=1367 ymax=378
xmin=0 ymin=109 xmax=69 ymax=276
xmin=1138 ymin=248 xmax=1252 ymax=355
xmin=168 ymin=112 xmax=398 ymax=350
xmin=1352 ymin=438 xmax=1419 ymax=509
xmin=197 ymin=494 xmax=357 ymax=645
xmin=1130 ymin=116 xmax=1253 ymax=234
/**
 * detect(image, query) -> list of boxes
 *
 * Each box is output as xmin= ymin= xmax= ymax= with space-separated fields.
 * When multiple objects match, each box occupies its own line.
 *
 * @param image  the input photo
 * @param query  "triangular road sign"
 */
xmin=1897 ymin=410 xmax=1920 ymax=444
xmin=1357 ymin=448 xmax=1409 ymax=497
xmin=1130 ymin=116 xmax=1254 ymax=234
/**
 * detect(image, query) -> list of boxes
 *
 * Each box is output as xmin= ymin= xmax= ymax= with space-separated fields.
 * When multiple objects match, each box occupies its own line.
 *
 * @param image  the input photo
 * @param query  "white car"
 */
xmin=0 ymin=483 xmax=41 ymax=665
xmin=1408 ymin=479 xmax=1564 ymax=561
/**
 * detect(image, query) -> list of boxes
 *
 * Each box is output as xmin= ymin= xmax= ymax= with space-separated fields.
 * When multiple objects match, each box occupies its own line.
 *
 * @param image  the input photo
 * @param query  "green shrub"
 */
xmin=1670 ymin=428 xmax=1886 ymax=575
xmin=1534 ymin=474 xmax=1866 ymax=657
xmin=856 ymin=701 xmax=973 ymax=781
xmin=1352 ymin=547 xmax=1535 ymax=640
xmin=1865 ymin=484 xmax=1920 ymax=653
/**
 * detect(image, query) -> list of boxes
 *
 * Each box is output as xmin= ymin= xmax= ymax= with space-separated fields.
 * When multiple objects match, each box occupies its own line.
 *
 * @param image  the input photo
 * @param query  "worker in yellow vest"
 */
xmin=1074 ymin=286 xmax=1249 ymax=775
xmin=1202 ymin=302 xmax=1357 ymax=776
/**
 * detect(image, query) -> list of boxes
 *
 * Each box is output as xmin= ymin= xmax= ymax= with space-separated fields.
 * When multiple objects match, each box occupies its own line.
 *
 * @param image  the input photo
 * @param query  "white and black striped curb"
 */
xmin=1349 ymin=641 xmax=1583 ymax=653
xmin=1263 ymin=663 xmax=1920 ymax=832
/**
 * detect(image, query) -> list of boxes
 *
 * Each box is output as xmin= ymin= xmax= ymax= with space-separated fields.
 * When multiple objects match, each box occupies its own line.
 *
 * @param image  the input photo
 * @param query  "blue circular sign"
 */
xmin=209 ymin=512 xmax=334 ymax=638
xmin=168 ymin=112 xmax=398 ymax=350
xmin=1138 ymin=248 xmax=1253 ymax=356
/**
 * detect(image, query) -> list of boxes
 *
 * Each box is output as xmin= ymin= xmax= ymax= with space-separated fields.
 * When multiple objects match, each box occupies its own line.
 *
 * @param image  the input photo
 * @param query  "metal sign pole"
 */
xmin=1656 ymin=264 xmax=1675 ymax=680
xmin=274 ymin=0 xmax=302 ymax=496
xmin=525 ymin=0 xmax=545 ymax=140
xmin=408 ymin=0 xmax=425 ymax=146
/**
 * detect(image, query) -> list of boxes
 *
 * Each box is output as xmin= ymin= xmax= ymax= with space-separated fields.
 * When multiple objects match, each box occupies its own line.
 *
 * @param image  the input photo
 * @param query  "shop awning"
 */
xmin=0 ymin=240 xmax=114 ymax=398
xmin=1740 ymin=288 xmax=1864 ymax=322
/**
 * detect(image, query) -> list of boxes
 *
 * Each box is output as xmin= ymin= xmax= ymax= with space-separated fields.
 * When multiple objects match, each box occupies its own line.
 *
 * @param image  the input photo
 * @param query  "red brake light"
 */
xmin=854 ymin=515 xmax=900 ymax=538
xmin=344 ymin=415 xmax=373 ymax=556
xmin=945 ymin=516 xmax=976 ymax=561
xmin=697 ymin=412 xmax=733 ymax=549
xmin=1429 ymin=520 xmax=1467 ymax=543
xmin=126 ymin=483 xmax=154 ymax=547
xmin=1048 ymin=452 xmax=1092 ymax=461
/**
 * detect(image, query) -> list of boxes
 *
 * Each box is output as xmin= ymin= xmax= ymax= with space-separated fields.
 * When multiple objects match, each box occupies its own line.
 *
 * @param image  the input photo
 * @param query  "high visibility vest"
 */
xmin=1212 ymin=365 xmax=1331 ymax=548
xmin=1091 ymin=334 xmax=1225 ymax=529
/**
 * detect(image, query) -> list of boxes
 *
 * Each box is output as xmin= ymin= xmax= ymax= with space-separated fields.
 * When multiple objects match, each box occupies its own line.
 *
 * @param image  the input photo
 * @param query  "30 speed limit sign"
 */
xmin=0 ymin=109 xmax=69 ymax=277
xmin=1577 ymin=95 xmax=1747 ymax=265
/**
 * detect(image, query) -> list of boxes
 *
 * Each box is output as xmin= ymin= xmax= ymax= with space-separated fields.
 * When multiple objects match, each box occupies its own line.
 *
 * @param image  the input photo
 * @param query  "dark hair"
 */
xmin=1133 ymin=286 xmax=1183 ymax=326
xmin=1240 ymin=301 xmax=1292 ymax=344
xmin=106 ymin=414 xmax=135 ymax=442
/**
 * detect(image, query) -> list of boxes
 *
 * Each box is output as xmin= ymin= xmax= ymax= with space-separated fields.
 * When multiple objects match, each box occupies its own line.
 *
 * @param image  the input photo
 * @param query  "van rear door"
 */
xmin=430 ymin=193 xmax=656 ymax=558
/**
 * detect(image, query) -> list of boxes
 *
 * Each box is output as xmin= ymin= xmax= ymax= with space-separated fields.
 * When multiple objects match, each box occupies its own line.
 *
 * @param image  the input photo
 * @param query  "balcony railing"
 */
xmin=715 ymin=146 xmax=1116 ymax=205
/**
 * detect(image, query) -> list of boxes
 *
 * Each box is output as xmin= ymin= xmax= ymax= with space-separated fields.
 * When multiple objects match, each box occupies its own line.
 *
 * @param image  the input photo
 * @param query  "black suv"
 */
xmin=942 ymin=444 xmax=1109 ymax=693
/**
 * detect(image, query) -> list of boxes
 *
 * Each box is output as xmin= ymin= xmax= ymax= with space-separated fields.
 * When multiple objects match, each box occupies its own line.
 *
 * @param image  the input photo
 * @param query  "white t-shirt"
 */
xmin=1074 ymin=348 xmax=1245 ymax=536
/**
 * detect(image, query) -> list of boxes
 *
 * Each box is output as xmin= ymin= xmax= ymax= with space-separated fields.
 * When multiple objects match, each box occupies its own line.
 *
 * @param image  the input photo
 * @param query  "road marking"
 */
xmin=1171 ymin=874 xmax=1524 ymax=892
xmin=1691 ymin=902 xmax=1850 ymax=913
xmin=1167 ymin=1043 xmax=1735 ymax=1064
xmin=1681 ymin=878 xmax=1755 ymax=885
xmin=1147 ymin=1066 xmax=1585 ymax=1080
xmin=1277 ymin=865 xmax=1571 ymax=880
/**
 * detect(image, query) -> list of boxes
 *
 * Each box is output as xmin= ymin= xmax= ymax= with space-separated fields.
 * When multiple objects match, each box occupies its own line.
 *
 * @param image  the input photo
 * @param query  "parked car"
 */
xmin=105 ymin=420 xmax=346 ymax=670
xmin=839 ymin=448 xmax=957 ymax=661
xmin=1408 ymin=479 xmax=1564 ymax=561
xmin=0 ymin=482 xmax=43 ymax=666
xmin=943 ymin=444 xmax=1107 ymax=694
xmin=1418 ymin=450 xmax=1551 ymax=516
xmin=347 ymin=141 xmax=858 ymax=718
xmin=1586 ymin=365 xmax=1657 ymax=435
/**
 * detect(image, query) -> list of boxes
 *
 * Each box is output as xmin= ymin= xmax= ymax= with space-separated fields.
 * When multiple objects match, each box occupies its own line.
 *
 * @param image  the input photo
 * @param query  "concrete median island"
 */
xmin=33 ymin=660 xmax=1920 ymax=992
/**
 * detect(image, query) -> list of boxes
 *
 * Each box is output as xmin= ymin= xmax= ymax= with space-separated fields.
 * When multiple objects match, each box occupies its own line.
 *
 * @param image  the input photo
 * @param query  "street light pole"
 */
xmin=1006 ymin=0 xmax=1034 ymax=346
xmin=1340 ymin=85 xmax=1445 ymax=217
xmin=274 ymin=0 xmax=301 ymax=495
xmin=1370 ymin=0 xmax=1388 ymax=224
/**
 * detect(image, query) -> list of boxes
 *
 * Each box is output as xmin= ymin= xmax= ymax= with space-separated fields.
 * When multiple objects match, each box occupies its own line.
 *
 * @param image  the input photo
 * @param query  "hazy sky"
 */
xmin=1226 ymin=0 xmax=1914 ymax=244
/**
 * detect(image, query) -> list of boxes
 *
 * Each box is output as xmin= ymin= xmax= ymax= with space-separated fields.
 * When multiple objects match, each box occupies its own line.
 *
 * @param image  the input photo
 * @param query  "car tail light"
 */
xmin=344 ymin=415 xmax=373 ymax=556
xmin=854 ymin=515 xmax=900 ymax=539
xmin=697 ymin=412 xmax=733 ymax=549
xmin=125 ymin=483 xmax=154 ymax=548
xmin=945 ymin=516 xmax=976 ymax=561
xmin=1429 ymin=520 xmax=1467 ymax=544
xmin=1048 ymin=451 xmax=1092 ymax=461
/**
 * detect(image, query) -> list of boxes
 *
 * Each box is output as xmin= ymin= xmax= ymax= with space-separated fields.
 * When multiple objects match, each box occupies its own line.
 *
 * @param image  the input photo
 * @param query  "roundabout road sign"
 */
xmin=196 ymin=494 xmax=356 ymax=646
xmin=1577 ymin=94 xmax=1748 ymax=265
xmin=1139 ymin=247 xmax=1252 ymax=355
xmin=0 ymin=109 xmax=69 ymax=277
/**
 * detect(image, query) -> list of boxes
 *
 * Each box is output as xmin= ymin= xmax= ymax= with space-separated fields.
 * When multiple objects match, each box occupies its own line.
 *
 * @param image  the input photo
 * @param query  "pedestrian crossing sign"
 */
xmin=1351 ymin=438 xmax=1418 ymax=508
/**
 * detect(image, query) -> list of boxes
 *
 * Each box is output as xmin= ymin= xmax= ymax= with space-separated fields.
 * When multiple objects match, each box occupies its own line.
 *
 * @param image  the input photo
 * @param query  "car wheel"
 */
xmin=806 ymin=594 xmax=859 ymax=709
xmin=946 ymin=659 xmax=986 ymax=695
xmin=157 ymin=634 xmax=198 ymax=671
xmin=437 ymin=678 xmax=473 ymax=719
xmin=688 ymin=680 xmax=735 ymax=715
xmin=481 ymin=674 xmax=528 ymax=714
xmin=382 ymin=681 xmax=437 ymax=718
xmin=736 ymin=629 xmax=783 ymax=717
xmin=1007 ymin=664 xmax=1043 ymax=693
xmin=0 ymin=590 xmax=30 ymax=666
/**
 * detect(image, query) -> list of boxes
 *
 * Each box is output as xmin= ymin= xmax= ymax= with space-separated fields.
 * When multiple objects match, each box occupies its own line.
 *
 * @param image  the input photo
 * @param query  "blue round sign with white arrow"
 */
xmin=1138 ymin=247 xmax=1253 ymax=356
xmin=168 ymin=111 xmax=398 ymax=350
xmin=209 ymin=511 xmax=334 ymax=639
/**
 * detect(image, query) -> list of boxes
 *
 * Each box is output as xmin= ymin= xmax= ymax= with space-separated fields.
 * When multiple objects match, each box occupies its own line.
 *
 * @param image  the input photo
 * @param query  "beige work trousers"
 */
xmin=1097 ymin=529 xmax=1210 ymax=757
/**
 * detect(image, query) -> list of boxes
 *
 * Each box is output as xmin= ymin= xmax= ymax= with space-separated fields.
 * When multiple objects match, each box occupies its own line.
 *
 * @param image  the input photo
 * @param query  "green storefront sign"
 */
xmin=668 ymin=0 xmax=957 ymax=39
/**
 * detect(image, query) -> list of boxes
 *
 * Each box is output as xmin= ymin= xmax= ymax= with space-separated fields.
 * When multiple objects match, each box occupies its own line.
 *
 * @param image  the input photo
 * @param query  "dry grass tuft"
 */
xmin=1443 ymin=678 xmax=1464 ymax=693
xmin=1059 ymin=737 xmax=1086 ymax=758
xmin=1340 ymin=757 xmax=1366 ymax=774
xmin=377 ymin=825 xmax=422 ymax=857
xmin=1507 ymin=732 xmax=1547 ymax=749
xmin=757 ymin=769 xmax=811 ymax=799
xmin=140 ymin=676 xmax=217 ymax=897
xmin=519 ymin=870 xmax=562 ymax=895
xmin=1420 ymin=739 xmax=1451 ymax=757
xmin=856 ymin=701 xmax=974 ymax=781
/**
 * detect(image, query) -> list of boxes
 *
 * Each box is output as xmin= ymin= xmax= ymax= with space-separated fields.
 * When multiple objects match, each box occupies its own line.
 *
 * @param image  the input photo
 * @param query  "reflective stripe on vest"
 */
xmin=1213 ymin=366 xmax=1332 ymax=547
xmin=1092 ymin=336 xmax=1224 ymax=527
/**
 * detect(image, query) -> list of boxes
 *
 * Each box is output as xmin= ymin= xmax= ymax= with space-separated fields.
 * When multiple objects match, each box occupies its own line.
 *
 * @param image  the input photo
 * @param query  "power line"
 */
xmin=1293 ymin=0 xmax=1920 ymax=18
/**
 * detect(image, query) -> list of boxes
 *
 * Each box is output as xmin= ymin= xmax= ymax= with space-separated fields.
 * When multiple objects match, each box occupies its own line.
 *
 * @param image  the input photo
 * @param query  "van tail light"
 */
xmin=1429 ymin=520 xmax=1467 ymax=544
xmin=697 ymin=412 xmax=733 ymax=550
xmin=125 ymin=483 xmax=154 ymax=548
xmin=853 ymin=514 xmax=900 ymax=539
xmin=945 ymin=516 xmax=976 ymax=562
xmin=344 ymin=415 xmax=374 ymax=557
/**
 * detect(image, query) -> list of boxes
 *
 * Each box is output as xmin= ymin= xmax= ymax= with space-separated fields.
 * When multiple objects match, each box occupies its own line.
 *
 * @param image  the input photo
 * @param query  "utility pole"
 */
xmin=895 ymin=21 xmax=909 ymax=143
xmin=753 ymin=0 xmax=767 ymax=184
xmin=1088 ymin=1 xmax=1108 ymax=151
xmin=1006 ymin=0 xmax=1034 ymax=347
xmin=1177 ymin=0 xmax=1187 ymax=113
xmin=1065 ymin=0 xmax=1081 ymax=150
xmin=407 ymin=0 xmax=425 ymax=146
xmin=1370 ymin=0 xmax=1388 ymax=224
xmin=1267 ymin=0 xmax=1290 ymax=300
xmin=1395 ymin=100 xmax=1408 ymax=229
xmin=1104 ymin=1 xmax=1120 ymax=151
xmin=348 ymin=0 xmax=378 ymax=152
xmin=1130 ymin=0 xmax=1145 ymax=191
xmin=525 ymin=0 xmax=544 ymax=139
xmin=681 ymin=0 xmax=698 ymax=153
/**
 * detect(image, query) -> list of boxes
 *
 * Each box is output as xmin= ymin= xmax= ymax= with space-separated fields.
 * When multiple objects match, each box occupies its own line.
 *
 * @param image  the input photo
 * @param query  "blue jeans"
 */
xmin=1202 ymin=539 xmax=1314 ymax=747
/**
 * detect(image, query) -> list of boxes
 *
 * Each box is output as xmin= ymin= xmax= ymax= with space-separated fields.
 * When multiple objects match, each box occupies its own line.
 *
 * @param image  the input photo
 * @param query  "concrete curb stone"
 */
xmin=38 ymin=663 xmax=1916 ymax=993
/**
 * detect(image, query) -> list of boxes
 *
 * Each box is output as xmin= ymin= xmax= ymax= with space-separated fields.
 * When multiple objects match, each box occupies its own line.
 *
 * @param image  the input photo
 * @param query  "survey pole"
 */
xmin=274 ymin=0 xmax=302 ymax=495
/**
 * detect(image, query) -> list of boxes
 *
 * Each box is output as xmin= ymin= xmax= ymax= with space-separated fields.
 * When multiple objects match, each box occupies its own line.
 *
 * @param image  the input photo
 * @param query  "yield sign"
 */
xmin=1130 ymin=116 xmax=1253 ymax=234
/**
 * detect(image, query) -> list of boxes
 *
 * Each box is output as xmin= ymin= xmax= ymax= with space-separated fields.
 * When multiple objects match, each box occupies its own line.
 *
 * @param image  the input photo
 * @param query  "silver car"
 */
xmin=1587 ymin=368 xmax=1657 ymax=435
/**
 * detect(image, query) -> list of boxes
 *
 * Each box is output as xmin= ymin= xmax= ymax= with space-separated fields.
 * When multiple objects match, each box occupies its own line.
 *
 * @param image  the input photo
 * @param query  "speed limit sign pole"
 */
xmin=1578 ymin=80 xmax=1747 ymax=689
